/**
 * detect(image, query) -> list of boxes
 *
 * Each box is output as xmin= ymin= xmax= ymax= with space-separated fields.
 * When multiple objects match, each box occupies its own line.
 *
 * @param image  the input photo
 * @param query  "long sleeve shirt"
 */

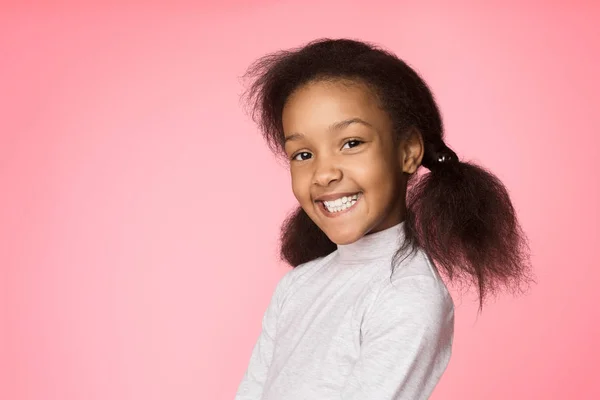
xmin=234 ymin=221 xmax=454 ymax=400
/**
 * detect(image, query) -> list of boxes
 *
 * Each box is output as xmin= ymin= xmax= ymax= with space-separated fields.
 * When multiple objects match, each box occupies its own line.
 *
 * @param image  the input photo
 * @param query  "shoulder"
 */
xmin=273 ymin=252 xmax=336 ymax=304
xmin=281 ymin=251 xmax=334 ymax=282
xmin=392 ymin=248 xmax=446 ymax=283
xmin=394 ymin=249 xmax=451 ymax=299
xmin=366 ymin=250 xmax=454 ymax=325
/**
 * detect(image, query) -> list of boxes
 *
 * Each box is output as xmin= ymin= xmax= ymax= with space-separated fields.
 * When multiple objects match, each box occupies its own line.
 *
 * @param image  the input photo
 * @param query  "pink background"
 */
xmin=1 ymin=1 xmax=599 ymax=399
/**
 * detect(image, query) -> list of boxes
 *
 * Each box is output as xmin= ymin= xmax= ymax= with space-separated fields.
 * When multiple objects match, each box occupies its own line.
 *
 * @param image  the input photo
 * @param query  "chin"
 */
xmin=322 ymin=225 xmax=366 ymax=245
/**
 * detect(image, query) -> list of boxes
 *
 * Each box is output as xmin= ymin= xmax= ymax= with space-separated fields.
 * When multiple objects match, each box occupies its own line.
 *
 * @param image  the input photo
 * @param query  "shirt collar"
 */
xmin=336 ymin=221 xmax=406 ymax=264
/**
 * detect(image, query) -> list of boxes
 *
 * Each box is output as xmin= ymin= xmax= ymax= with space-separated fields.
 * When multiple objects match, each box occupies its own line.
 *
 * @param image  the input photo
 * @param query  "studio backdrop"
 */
xmin=1 ymin=1 xmax=599 ymax=399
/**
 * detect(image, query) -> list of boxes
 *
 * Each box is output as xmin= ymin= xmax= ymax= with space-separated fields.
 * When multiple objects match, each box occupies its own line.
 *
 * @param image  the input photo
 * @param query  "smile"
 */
xmin=320 ymin=193 xmax=361 ymax=214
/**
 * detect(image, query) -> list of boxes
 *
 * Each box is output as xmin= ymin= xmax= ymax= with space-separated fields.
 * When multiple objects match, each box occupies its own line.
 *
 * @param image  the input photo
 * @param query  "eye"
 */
xmin=292 ymin=151 xmax=312 ymax=161
xmin=342 ymin=139 xmax=363 ymax=149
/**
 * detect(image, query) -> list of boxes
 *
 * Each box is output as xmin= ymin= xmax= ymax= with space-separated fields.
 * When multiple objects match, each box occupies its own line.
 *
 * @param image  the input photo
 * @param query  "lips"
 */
xmin=314 ymin=190 xmax=360 ymax=201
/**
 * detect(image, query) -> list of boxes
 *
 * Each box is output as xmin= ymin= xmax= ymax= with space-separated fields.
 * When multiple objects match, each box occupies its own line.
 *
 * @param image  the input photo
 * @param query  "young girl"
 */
xmin=234 ymin=38 xmax=531 ymax=400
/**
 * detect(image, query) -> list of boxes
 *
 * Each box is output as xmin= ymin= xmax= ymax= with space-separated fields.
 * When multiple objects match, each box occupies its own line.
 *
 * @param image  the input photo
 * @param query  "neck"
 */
xmin=336 ymin=221 xmax=406 ymax=264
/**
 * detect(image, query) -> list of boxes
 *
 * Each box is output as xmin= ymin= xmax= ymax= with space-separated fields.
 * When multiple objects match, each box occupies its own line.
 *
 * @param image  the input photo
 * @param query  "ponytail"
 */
xmin=398 ymin=145 xmax=532 ymax=309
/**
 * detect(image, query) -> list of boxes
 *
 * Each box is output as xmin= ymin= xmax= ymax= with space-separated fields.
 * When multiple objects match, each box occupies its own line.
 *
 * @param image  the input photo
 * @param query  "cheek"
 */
xmin=353 ymin=157 xmax=398 ymax=200
xmin=290 ymin=168 xmax=311 ymax=202
xmin=353 ymin=158 xmax=389 ymax=187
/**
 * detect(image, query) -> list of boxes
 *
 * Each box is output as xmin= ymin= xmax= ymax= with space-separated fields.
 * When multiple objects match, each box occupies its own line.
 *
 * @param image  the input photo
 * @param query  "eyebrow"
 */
xmin=329 ymin=117 xmax=373 ymax=131
xmin=284 ymin=118 xmax=373 ymax=144
xmin=284 ymin=133 xmax=304 ymax=144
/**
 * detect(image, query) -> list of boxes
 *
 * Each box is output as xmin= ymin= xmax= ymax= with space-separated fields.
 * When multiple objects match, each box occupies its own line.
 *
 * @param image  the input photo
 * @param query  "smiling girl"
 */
xmin=234 ymin=38 xmax=531 ymax=400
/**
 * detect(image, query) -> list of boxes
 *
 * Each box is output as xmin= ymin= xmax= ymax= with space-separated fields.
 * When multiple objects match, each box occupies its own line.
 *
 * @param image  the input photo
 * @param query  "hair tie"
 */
xmin=422 ymin=142 xmax=459 ymax=171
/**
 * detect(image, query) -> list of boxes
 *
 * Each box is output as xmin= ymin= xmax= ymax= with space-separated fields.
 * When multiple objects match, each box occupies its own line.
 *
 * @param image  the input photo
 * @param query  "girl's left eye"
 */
xmin=342 ymin=140 xmax=363 ymax=149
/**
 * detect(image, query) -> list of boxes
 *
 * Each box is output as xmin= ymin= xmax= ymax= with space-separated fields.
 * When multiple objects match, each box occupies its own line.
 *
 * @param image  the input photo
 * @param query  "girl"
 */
xmin=234 ymin=38 xmax=531 ymax=400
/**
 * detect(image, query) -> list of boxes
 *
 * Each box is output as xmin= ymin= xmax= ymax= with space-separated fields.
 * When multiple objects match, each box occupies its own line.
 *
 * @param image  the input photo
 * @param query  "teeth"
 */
xmin=322 ymin=194 xmax=360 ymax=213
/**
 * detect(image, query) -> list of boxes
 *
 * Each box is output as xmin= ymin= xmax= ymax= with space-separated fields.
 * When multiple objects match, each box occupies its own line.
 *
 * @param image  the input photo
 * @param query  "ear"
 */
xmin=398 ymin=127 xmax=425 ymax=174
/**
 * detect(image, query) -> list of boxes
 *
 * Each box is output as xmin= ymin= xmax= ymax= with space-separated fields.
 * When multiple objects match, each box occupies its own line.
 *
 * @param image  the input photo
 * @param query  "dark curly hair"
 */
xmin=241 ymin=38 xmax=533 ymax=309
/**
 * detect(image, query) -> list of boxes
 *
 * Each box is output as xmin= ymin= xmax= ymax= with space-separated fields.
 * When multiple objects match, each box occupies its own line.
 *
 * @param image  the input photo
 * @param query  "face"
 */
xmin=282 ymin=79 xmax=421 ymax=245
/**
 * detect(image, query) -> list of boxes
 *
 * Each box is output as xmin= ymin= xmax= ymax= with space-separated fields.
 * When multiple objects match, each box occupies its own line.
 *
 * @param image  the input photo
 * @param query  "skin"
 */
xmin=282 ymin=79 xmax=425 ymax=245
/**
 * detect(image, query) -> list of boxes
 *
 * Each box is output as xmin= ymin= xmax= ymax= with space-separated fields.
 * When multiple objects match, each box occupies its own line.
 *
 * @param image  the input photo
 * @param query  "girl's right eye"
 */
xmin=292 ymin=151 xmax=312 ymax=161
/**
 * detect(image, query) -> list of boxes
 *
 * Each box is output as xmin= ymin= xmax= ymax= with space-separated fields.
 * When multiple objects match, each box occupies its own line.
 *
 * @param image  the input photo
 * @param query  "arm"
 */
xmin=234 ymin=271 xmax=291 ymax=400
xmin=340 ymin=276 xmax=454 ymax=400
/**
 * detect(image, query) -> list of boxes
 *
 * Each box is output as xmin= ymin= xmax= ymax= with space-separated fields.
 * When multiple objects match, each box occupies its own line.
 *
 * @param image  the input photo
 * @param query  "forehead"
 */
xmin=282 ymin=79 xmax=389 ymax=132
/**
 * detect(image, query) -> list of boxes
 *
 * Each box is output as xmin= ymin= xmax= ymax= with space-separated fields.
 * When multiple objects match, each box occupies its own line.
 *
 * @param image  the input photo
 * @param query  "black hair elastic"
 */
xmin=422 ymin=142 xmax=459 ymax=172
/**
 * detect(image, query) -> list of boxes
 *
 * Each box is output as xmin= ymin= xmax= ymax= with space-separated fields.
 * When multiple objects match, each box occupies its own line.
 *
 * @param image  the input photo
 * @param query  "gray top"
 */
xmin=235 ymin=222 xmax=454 ymax=400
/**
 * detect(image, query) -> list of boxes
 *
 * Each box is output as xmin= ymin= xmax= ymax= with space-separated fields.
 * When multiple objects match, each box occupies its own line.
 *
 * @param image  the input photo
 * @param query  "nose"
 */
xmin=312 ymin=156 xmax=342 ymax=187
